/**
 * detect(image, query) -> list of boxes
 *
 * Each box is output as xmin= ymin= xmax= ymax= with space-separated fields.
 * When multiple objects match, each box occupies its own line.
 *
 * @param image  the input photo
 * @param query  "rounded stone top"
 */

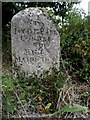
xmin=11 ymin=7 xmax=48 ymax=23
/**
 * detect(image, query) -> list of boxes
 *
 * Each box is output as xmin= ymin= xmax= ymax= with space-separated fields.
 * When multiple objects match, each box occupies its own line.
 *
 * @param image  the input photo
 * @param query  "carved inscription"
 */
xmin=11 ymin=7 xmax=60 ymax=76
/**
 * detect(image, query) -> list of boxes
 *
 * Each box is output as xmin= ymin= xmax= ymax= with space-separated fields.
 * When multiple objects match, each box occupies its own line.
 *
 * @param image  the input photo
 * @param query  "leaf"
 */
xmin=7 ymin=99 xmax=15 ymax=114
xmin=45 ymin=103 xmax=52 ymax=110
xmin=60 ymin=104 xmax=88 ymax=113
xmin=51 ymin=104 xmax=88 ymax=117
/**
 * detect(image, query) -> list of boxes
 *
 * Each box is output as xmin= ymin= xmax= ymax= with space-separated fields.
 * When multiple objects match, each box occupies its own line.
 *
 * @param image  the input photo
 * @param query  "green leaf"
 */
xmin=45 ymin=103 xmax=52 ymax=110
xmin=7 ymin=100 xmax=15 ymax=114
xmin=60 ymin=104 xmax=88 ymax=113
xmin=51 ymin=104 xmax=88 ymax=116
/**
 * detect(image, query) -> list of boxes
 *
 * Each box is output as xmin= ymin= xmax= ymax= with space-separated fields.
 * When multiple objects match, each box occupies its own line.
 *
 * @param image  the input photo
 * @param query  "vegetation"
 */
xmin=2 ymin=1 xmax=90 ymax=118
xmin=2 ymin=67 xmax=89 ymax=118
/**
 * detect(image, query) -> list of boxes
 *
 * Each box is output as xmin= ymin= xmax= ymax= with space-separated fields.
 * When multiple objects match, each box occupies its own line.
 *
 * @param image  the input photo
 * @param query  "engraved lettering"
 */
xmin=12 ymin=8 xmax=60 ymax=76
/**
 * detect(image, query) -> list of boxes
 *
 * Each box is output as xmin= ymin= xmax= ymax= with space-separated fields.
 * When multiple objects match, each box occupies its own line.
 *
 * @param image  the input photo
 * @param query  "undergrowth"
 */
xmin=2 ymin=66 xmax=90 ymax=118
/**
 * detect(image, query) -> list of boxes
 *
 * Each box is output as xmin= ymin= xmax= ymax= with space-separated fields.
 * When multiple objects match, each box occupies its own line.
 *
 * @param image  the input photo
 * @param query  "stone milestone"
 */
xmin=11 ymin=7 xmax=60 ymax=76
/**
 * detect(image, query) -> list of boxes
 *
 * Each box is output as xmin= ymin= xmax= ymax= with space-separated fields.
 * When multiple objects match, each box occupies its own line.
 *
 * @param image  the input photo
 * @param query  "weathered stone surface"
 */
xmin=11 ymin=7 xmax=60 ymax=76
